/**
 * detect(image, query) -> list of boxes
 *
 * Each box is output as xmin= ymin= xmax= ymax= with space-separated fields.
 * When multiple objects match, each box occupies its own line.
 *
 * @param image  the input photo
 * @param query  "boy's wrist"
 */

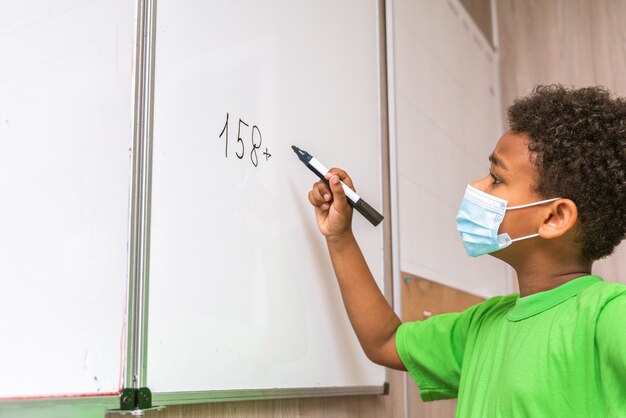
xmin=325 ymin=230 xmax=356 ymax=248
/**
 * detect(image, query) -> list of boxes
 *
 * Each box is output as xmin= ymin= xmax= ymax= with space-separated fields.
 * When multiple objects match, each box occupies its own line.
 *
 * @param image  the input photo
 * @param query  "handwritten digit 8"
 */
xmin=251 ymin=125 xmax=262 ymax=167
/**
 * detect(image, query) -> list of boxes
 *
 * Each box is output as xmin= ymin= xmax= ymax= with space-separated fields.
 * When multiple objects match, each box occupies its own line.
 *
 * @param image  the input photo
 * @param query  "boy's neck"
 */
xmin=513 ymin=255 xmax=592 ymax=297
xmin=516 ymin=269 xmax=592 ymax=297
xmin=498 ymin=238 xmax=593 ymax=297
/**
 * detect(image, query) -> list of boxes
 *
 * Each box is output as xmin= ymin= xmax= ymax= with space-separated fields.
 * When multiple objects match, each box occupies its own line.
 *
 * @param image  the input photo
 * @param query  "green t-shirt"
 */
xmin=396 ymin=275 xmax=626 ymax=417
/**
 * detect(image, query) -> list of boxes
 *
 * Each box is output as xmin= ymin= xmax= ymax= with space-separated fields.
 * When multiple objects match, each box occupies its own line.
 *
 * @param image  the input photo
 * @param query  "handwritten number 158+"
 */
xmin=218 ymin=112 xmax=270 ymax=167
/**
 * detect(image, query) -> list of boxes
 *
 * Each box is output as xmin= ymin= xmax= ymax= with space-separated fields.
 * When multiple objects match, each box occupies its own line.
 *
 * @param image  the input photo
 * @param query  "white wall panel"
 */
xmin=391 ymin=0 xmax=511 ymax=297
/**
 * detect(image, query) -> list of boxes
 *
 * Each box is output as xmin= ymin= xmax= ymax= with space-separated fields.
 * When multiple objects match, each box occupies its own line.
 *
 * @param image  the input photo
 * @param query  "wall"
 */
xmin=391 ymin=0 xmax=508 ymax=300
xmin=497 ymin=0 xmax=626 ymax=284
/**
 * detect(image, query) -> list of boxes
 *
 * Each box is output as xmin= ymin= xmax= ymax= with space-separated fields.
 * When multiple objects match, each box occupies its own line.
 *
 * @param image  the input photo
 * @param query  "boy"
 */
xmin=307 ymin=85 xmax=626 ymax=417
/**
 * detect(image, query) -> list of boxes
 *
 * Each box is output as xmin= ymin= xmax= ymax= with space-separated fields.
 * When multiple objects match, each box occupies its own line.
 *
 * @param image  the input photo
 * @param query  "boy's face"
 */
xmin=470 ymin=130 xmax=546 ymax=258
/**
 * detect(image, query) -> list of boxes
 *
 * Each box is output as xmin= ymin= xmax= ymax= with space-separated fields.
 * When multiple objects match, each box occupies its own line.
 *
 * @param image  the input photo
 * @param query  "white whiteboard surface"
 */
xmin=390 ymin=0 xmax=510 ymax=298
xmin=147 ymin=0 xmax=386 ymax=394
xmin=0 ymin=1 xmax=135 ymax=398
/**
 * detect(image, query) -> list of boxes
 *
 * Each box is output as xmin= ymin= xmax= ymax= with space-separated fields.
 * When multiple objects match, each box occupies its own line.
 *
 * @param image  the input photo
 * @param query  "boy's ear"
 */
xmin=538 ymin=199 xmax=578 ymax=239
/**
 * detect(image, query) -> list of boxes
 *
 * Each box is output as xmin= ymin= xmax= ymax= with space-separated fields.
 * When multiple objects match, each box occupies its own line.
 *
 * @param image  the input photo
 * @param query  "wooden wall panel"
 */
xmin=401 ymin=273 xmax=485 ymax=322
xmin=498 ymin=0 xmax=626 ymax=108
xmin=497 ymin=0 xmax=626 ymax=283
xmin=460 ymin=0 xmax=494 ymax=45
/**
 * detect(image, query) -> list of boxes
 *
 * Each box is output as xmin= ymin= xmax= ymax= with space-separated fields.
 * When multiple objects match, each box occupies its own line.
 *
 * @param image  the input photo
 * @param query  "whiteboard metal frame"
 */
xmin=385 ymin=0 xmax=402 ymax=321
xmin=0 ymin=396 xmax=120 ymax=418
xmin=0 ymin=396 xmax=121 ymax=410
xmin=384 ymin=2 xmax=412 ymax=417
xmin=152 ymin=385 xmax=388 ymax=406
xmin=125 ymin=0 xmax=158 ymax=394
xmin=379 ymin=0 xmax=398 ymax=404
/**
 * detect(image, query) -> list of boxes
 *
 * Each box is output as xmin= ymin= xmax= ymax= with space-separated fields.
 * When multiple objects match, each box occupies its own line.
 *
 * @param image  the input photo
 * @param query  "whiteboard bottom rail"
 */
xmin=151 ymin=384 xmax=389 ymax=406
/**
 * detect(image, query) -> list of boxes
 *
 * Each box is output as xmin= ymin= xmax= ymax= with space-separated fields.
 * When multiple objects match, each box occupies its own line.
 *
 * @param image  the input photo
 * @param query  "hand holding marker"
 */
xmin=292 ymin=146 xmax=384 ymax=227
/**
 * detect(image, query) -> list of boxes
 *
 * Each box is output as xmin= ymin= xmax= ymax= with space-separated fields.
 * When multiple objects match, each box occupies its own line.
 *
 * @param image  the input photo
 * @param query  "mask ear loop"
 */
xmin=505 ymin=197 xmax=561 ymax=242
xmin=510 ymin=233 xmax=540 ymax=243
xmin=507 ymin=197 xmax=561 ymax=210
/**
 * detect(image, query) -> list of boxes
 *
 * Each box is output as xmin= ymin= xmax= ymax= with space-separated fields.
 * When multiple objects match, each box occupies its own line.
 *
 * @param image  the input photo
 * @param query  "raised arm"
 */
xmin=308 ymin=168 xmax=405 ymax=370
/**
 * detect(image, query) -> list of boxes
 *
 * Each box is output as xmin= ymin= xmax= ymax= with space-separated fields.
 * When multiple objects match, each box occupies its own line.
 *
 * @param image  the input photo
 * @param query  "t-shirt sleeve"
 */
xmin=596 ymin=291 xmax=626 ymax=416
xmin=395 ymin=301 xmax=484 ymax=402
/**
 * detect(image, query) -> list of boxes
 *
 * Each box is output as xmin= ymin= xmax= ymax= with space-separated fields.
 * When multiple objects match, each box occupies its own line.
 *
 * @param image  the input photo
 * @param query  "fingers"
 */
xmin=308 ymin=180 xmax=333 ymax=211
xmin=327 ymin=173 xmax=350 ymax=213
xmin=323 ymin=168 xmax=353 ymax=214
xmin=307 ymin=167 xmax=355 ymax=213
xmin=325 ymin=168 xmax=355 ymax=191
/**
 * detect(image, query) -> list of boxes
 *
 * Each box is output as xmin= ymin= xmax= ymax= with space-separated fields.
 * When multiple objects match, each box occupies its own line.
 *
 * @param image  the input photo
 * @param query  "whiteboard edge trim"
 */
xmin=150 ymin=384 xmax=388 ymax=406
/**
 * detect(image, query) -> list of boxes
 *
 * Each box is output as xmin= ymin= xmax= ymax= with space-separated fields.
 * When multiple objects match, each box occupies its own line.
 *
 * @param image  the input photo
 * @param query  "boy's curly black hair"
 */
xmin=507 ymin=85 xmax=626 ymax=261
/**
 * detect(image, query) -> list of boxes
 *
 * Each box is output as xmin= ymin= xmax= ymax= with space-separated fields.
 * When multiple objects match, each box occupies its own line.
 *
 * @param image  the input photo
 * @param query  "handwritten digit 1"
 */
xmin=219 ymin=112 xmax=229 ymax=158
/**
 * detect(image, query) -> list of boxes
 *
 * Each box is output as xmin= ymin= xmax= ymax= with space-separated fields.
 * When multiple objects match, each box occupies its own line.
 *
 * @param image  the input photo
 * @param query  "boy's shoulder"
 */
xmin=593 ymin=280 xmax=626 ymax=346
xmin=581 ymin=277 xmax=626 ymax=304
xmin=463 ymin=293 xmax=518 ymax=322
xmin=457 ymin=277 xmax=626 ymax=324
xmin=572 ymin=277 xmax=626 ymax=323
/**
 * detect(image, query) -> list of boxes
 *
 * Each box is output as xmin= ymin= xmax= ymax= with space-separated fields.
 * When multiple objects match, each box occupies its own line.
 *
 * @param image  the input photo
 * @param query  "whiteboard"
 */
xmin=147 ymin=0 xmax=386 ymax=395
xmin=389 ymin=0 xmax=511 ymax=299
xmin=0 ymin=0 xmax=135 ymax=398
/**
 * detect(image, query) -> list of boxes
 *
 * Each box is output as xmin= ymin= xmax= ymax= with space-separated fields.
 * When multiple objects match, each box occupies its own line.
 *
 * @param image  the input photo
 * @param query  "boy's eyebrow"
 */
xmin=489 ymin=152 xmax=508 ymax=170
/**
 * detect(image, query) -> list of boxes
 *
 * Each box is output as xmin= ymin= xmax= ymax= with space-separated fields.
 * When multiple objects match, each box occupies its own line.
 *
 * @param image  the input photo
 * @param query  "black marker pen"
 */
xmin=291 ymin=145 xmax=384 ymax=227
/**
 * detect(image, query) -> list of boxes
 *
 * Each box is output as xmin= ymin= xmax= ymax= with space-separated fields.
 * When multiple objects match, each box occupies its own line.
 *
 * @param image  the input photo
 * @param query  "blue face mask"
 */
xmin=455 ymin=185 xmax=561 ymax=257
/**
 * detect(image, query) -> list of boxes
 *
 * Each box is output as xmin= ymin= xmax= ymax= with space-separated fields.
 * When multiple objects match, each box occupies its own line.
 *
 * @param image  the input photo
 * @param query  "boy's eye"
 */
xmin=490 ymin=172 xmax=502 ymax=185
